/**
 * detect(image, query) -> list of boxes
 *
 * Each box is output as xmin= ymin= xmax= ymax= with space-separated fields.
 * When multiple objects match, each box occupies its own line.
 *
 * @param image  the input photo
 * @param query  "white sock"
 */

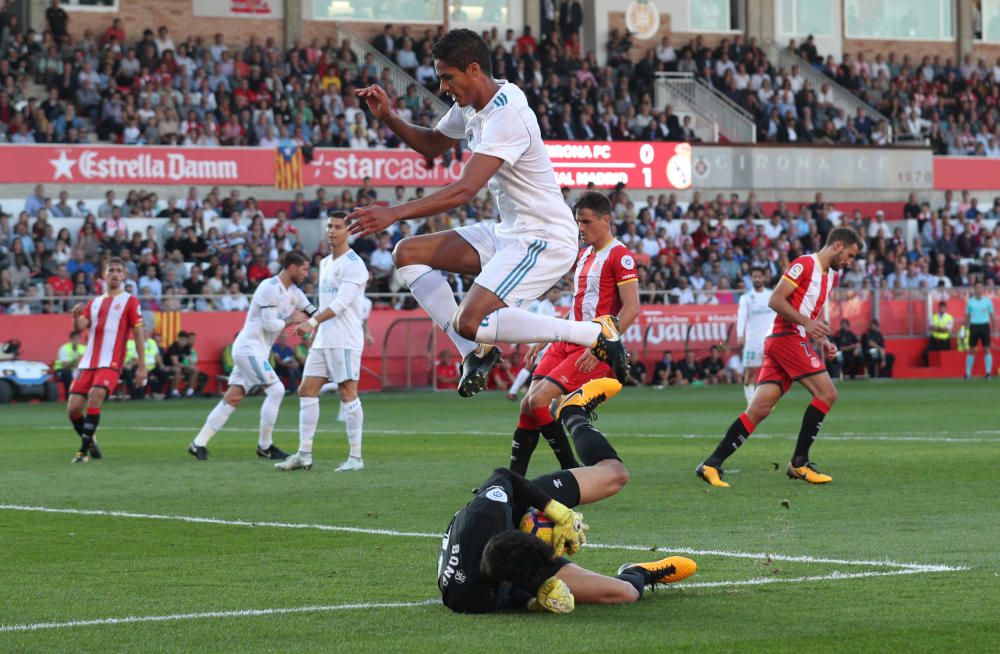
xmin=194 ymin=401 xmax=235 ymax=447
xmin=509 ymin=367 xmax=531 ymax=395
xmin=400 ymin=264 xmax=478 ymax=357
xmin=298 ymin=396 xmax=319 ymax=454
xmin=743 ymin=384 xmax=755 ymax=405
xmin=476 ymin=308 xmax=601 ymax=345
xmin=342 ymin=398 xmax=363 ymax=459
xmin=259 ymin=382 xmax=285 ymax=449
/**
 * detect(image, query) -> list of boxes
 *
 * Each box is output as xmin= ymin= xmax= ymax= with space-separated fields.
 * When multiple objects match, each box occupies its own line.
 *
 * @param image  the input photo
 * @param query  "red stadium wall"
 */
xmin=4 ymin=305 xmax=992 ymax=397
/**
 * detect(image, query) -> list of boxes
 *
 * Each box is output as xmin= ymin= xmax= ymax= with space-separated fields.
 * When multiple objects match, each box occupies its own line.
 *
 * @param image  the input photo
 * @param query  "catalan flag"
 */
xmin=154 ymin=311 xmax=182 ymax=348
xmin=275 ymin=145 xmax=304 ymax=190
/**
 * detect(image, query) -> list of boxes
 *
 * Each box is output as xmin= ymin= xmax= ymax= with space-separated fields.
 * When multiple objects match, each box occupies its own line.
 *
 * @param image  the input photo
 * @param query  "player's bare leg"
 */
xmin=277 ymin=375 xmax=325 ymax=471
xmin=188 ymin=385 xmax=244 ymax=460
xmin=556 ymin=555 xmax=698 ymax=605
xmin=697 ymin=382 xmax=783 ymax=488
xmin=510 ymin=378 xmax=579 ymax=476
xmin=335 ymin=380 xmax=364 ymax=471
xmin=786 ymin=372 xmax=838 ymax=483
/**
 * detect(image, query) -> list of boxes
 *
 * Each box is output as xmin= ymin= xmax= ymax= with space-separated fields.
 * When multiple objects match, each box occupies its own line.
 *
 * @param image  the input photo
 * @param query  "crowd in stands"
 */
xmin=3 ymin=1 xmax=1000 ymax=152
xmin=2 ymin=181 xmax=998 ymax=318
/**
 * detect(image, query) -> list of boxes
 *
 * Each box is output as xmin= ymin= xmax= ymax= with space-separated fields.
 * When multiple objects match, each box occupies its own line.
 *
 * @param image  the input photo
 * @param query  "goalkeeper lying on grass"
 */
xmin=437 ymin=378 xmax=696 ymax=614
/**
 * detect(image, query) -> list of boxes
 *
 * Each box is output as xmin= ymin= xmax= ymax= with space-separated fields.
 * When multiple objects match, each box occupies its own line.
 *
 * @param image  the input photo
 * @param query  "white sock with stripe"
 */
xmin=258 ymin=382 xmax=285 ymax=449
xmin=399 ymin=264 xmax=477 ymax=357
xmin=194 ymin=401 xmax=235 ymax=447
xmin=475 ymin=308 xmax=601 ymax=346
xmin=298 ymin=397 xmax=319 ymax=454
xmin=341 ymin=398 xmax=363 ymax=459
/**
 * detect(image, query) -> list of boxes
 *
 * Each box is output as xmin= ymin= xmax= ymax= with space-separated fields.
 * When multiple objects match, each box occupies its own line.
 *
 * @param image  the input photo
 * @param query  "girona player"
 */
xmin=67 ymin=257 xmax=147 ymax=463
xmin=697 ymin=227 xmax=863 ymax=487
xmin=508 ymin=192 xmax=640 ymax=475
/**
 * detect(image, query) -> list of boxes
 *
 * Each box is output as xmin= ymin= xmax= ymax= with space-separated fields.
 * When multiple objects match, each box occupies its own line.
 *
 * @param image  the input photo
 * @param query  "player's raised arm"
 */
xmin=71 ymin=302 xmax=90 ymax=331
xmin=355 ymin=84 xmax=458 ymax=159
xmin=346 ymin=153 xmax=503 ymax=237
xmin=768 ymin=277 xmax=829 ymax=341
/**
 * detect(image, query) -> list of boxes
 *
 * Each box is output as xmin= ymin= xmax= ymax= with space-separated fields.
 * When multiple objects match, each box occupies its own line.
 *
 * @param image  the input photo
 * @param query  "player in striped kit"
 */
xmin=67 ymin=257 xmax=146 ymax=463
xmin=277 ymin=213 xmax=370 ymax=472
xmin=187 ymin=251 xmax=316 ymax=461
xmin=697 ymin=227 xmax=863 ymax=487
xmin=509 ymin=192 xmax=640 ymax=475
xmin=736 ymin=268 xmax=775 ymax=405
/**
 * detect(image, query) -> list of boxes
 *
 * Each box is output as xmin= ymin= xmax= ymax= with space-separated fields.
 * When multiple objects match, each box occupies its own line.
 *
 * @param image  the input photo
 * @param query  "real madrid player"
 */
xmin=278 ymin=213 xmax=369 ymax=472
xmin=188 ymin=251 xmax=315 ymax=461
xmin=349 ymin=29 xmax=628 ymax=398
xmin=736 ymin=267 xmax=775 ymax=405
xmin=439 ymin=378 xmax=696 ymax=614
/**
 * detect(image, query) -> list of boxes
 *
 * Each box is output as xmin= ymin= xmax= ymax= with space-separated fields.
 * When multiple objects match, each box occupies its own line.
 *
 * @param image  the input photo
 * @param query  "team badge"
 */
xmin=620 ymin=255 xmax=635 ymax=270
xmin=810 ymin=357 xmax=821 ymax=368
xmin=484 ymin=486 xmax=508 ymax=503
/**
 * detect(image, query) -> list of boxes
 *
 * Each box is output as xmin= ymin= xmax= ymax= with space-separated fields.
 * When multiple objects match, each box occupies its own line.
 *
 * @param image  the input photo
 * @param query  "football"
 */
xmin=518 ymin=507 xmax=555 ymax=545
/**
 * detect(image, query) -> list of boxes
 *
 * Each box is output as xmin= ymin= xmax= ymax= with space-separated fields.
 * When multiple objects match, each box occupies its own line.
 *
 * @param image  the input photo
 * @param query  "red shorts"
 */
xmin=532 ymin=342 xmax=612 ymax=392
xmin=757 ymin=334 xmax=826 ymax=393
xmin=69 ymin=368 xmax=121 ymax=396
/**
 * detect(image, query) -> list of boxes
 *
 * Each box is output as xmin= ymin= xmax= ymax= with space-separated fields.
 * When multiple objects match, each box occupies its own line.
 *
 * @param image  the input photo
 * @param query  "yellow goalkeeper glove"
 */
xmin=526 ymin=577 xmax=575 ymax=614
xmin=543 ymin=499 xmax=588 ymax=557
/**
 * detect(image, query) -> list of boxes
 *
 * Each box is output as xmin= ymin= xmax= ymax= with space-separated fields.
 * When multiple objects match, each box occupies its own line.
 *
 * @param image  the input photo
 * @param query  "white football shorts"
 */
xmin=742 ymin=337 xmax=766 ymax=367
xmin=229 ymin=349 xmax=281 ymax=390
xmin=455 ymin=222 xmax=576 ymax=308
xmin=304 ymin=347 xmax=361 ymax=383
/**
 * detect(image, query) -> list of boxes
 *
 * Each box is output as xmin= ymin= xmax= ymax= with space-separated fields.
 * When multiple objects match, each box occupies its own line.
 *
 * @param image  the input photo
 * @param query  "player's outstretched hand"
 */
xmin=135 ymin=366 xmax=148 ymax=389
xmin=71 ymin=302 xmax=85 ymax=317
xmin=544 ymin=500 xmax=588 ymax=557
xmin=294 ymin=321 xmax=314 ymax=338
xmin=805 ymin=318 xmax=830 ymax=341
xmin=524 ymin=343 xmax=543 ymax=366
xmin=355 ymin=85 xmax=392 ymax=122
xmin=527 ymin=577 xmax=575 ymax=614
xmin=347 ymin=204 xmax=396 ymax=238
xmin=287 ymin=310 xmax=309 ymax=326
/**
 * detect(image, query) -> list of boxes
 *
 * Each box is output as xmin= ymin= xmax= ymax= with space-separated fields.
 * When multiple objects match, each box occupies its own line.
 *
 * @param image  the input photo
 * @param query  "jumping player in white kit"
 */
xmin=348 ymin=29 xmax=627 ymax=398
xmin=736 ymin=267 xmax=775 ymax=405
xmin=277 ymin=213 xmax=370 ymax=472
xmin=188 ymin=251 xmax=315 ymax=461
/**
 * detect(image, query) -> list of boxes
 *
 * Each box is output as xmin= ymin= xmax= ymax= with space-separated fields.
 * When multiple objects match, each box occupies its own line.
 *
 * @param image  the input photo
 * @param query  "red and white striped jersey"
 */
xmin=571 ymin=239 xmax=638 ymax=321
xmin=79 ymin=292 xmax=143 ymax=370
xmin=773 ymin=254 xmax=837 ymax=337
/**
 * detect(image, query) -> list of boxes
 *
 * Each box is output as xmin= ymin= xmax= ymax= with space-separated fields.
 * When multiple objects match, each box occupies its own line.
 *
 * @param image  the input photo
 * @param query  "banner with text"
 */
xmin=0 ymin=142 xmax=692 ymax=190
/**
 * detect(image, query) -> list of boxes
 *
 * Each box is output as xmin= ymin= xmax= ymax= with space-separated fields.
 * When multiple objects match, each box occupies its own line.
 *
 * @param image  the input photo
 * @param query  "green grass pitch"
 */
xmin=2 ymin=380 xmax=999 ymax=653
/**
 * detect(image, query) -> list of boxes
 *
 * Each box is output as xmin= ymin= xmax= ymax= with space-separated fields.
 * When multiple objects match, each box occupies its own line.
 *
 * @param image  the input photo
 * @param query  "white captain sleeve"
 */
xmin=476 ymin=109 xmax=530 ymax=165
xmin=255 ymin=283 xmax=285 ymax=332
xmin=293 ymin=286 xmax=318 ymax=317
xmin=434 ymin=103 xmax=467 ymax=140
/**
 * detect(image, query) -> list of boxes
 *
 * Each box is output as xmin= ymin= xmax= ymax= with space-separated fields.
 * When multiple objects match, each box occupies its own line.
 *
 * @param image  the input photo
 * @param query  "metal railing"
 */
xmin=654 ymin=72 xmax=757 ymax=143
xmin=763 ymin=40 xmax=894 ymax=143
xmin=335 ymin=22 xmax=450 ymax=120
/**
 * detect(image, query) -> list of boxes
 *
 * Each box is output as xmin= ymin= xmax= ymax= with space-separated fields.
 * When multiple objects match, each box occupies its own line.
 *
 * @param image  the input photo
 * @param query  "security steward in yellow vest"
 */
xmin=924 ymin=301 xmax=954 ymax=365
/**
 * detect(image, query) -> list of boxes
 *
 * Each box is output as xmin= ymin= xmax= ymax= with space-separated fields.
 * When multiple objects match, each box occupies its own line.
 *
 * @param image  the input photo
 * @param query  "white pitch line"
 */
xmin=25 ymin=425 xmax=1000 ymax=443
xmin=0 ymin=504 xmax=967 ymax=573
xmin=0 ymin=600 xmax=440 ymax=633
xmin=678 ymin=568 xmax=928 ymax=589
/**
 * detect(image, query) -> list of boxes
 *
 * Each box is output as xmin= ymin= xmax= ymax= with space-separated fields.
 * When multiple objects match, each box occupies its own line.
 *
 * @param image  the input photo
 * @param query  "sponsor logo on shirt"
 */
xmin=620 ymin=255 xmax=635 ymax=270
xmin=787 ymin=263 xmax=804 ymax=280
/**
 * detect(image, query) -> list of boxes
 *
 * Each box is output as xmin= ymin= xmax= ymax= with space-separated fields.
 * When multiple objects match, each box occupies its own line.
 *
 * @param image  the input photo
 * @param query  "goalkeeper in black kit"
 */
xmin=438 ymin=378 xmax=697 ymax=614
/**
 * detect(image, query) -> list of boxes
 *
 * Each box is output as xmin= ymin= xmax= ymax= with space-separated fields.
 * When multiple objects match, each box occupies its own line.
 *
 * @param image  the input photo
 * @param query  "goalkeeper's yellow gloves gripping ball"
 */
xmin=543 ymin=499 xmax=588 ymax=557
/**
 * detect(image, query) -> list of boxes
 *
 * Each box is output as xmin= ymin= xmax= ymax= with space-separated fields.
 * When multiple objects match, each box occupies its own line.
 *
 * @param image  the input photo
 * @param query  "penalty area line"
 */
xmin=0 ymin=600 xmax=440 ymax=633
xmin=0 ymin=504 xmax=967 ymax=574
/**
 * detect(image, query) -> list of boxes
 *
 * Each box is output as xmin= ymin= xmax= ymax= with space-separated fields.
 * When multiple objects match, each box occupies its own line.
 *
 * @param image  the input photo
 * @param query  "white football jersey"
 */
xmin=435 ymin=80 xmax=576 ymax=250
xmin=737 ymin=288 xmax=775 ymax=349
xmin=234 ymin=276 xmax=312 ymax=354
xmin=314 ymin=249 xmax=369 ymax=351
